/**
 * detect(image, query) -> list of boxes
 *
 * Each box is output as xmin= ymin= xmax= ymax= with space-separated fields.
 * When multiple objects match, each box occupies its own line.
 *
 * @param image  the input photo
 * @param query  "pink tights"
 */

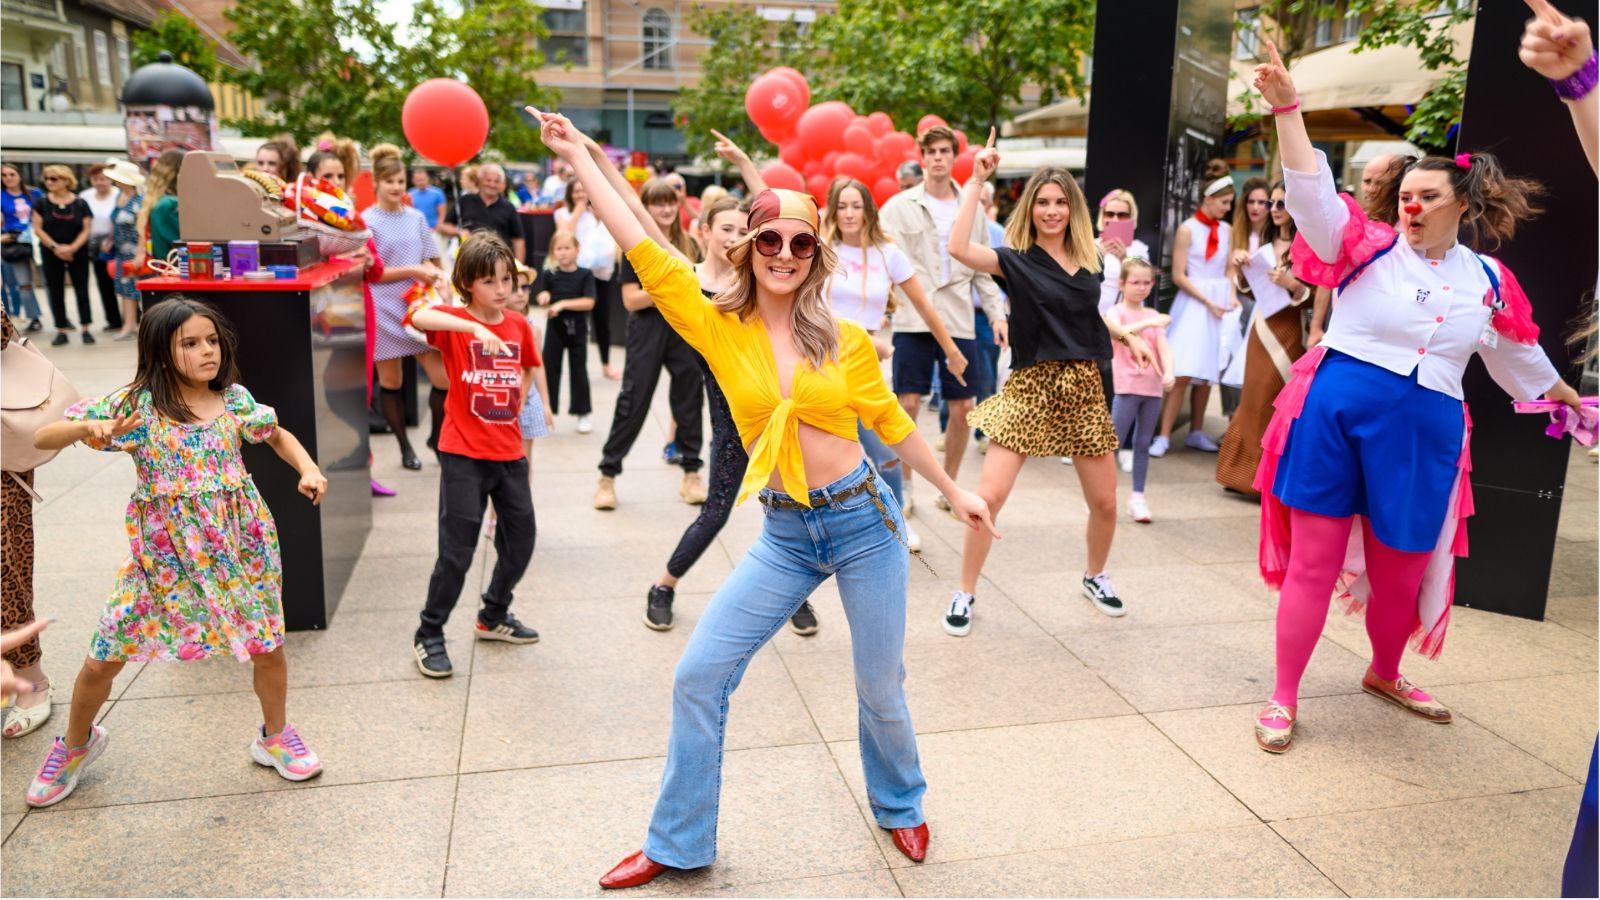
xmin=1272 ymin=508 xmax=1431 ymax=708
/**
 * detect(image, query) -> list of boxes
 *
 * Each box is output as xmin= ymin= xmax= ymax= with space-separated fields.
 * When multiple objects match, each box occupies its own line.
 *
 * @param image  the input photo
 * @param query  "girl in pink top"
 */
xmin=1103 ymin=258 xmax=1174 ymax=522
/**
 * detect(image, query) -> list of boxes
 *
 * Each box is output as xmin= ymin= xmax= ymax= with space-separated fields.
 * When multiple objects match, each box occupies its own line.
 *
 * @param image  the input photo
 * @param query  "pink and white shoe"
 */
xmin=26 ymin=725 xmax=108 ymax=808
xmin=1361 ymin=669 xmax=1452 ymax=722
xmin=251 ymin=724 xmax=324 ymax=781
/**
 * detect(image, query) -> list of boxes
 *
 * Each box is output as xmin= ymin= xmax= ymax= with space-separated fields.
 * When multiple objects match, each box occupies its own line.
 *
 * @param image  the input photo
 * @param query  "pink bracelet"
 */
xmin=1270 ymin=98 xmax=1300 ymax=115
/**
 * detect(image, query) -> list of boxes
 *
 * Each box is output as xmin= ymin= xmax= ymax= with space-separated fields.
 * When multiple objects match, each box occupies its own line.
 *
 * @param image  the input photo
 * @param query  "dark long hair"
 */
xmin=1363 ymin=152 xmax=1544 ymax=250
xmin=1264 ymin=180 xmax=1297 ymax=261
xmin=119 ymin=296 xmax=241 ymax=422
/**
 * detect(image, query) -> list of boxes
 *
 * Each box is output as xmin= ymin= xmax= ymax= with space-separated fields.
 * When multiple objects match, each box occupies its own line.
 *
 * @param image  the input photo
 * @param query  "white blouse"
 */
xmin=1284 ymin=151 xmax=1557 ymax=402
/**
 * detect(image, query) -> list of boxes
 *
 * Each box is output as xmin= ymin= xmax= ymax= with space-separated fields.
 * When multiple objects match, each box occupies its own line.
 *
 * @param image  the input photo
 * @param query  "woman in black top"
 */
xmin=31 ymin=165 xmax=96 ymax=346
xmin=948 ymin=134 xmax=1156 ymax=629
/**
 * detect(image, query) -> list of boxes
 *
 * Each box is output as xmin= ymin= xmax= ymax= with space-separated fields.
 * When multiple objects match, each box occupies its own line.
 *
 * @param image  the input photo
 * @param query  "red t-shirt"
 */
xmin=426 ymin=306 xmax=541 ymax=461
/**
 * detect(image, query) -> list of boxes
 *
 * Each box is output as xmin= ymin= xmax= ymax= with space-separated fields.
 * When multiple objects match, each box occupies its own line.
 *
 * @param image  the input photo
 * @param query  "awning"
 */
xmin=1004 ymin=96 xmax=1089 ymax=139
xmin=996 ymin=145 xmax=1085 ymax=176
xmin=0 ymin=122 xmax=260 ymax=164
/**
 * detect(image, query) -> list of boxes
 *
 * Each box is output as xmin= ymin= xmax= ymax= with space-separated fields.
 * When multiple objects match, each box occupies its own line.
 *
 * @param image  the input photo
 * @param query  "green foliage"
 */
xmin=221 ymin=0 xmax=556 ymax=162
xmin=671 ymin=5 xmax=813 ymax=160
xmin=130 ymin=11 xmax=219 ymax=82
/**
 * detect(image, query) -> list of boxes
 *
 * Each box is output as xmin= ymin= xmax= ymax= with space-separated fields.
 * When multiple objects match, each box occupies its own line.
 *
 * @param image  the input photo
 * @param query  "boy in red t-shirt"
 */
xmin=404 ymin=234 xmax=544 ymax=677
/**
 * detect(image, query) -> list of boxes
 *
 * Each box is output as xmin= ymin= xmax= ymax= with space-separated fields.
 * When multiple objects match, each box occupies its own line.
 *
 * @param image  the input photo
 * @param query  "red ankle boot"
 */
xmin=890 ymin=823 xmax=929 ymax=862
xmin=598 ymin=850 xmax=669 ymax=889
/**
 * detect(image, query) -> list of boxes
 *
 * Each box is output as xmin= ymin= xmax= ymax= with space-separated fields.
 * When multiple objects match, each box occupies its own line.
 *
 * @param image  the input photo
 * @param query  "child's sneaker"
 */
xmin=251 ymin=723 xmax=323 ymax=781
xmin=476 ymin=610 xmax=540 ymax=644
xmin=577 ymin=415 xmax=594 ymax=434
xmin=1128 ymin=495 xmax=1152 ymax=523
xmin=1117 ymin=449 xmax=1134 ymax=472
xmin=1148 ymin=436 xmax=1170 ymax=458
xmin=26 ymin=725 xmax=108 ymax=808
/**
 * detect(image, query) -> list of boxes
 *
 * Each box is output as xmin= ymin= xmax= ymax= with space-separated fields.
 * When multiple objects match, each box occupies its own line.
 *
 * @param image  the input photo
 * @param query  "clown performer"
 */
xmin=1248 ymin=41 xmax=1585 ymax=753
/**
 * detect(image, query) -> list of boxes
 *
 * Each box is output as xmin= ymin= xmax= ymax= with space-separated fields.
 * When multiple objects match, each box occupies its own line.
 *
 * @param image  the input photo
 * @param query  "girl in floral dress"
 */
xmin=24 ymin=297 xmax=329 ymax=808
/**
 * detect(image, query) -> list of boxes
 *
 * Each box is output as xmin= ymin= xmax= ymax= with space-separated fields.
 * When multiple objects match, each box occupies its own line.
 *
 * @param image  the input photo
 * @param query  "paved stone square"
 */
xmin=2 ymin=335 xmax=1595 ymax=897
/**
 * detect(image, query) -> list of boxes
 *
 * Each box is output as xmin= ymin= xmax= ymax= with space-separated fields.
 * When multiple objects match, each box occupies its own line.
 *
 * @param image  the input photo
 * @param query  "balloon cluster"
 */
xmin=744 ymin=68 xmax=977 ymax=205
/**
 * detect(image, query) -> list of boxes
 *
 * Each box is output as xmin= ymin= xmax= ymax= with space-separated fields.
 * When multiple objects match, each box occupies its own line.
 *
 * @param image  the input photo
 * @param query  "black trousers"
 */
xmin=419 ymin=451 xmax=536 ymax=637
xmin=592 ymin=276 xmax=619 ymax=366
xmin=543 ymin=310 xmax=592 ymax=415
xmin=41 ymin=251 xmax=92 ymax=330
xmin=598 ymin=308 xmax=704 ymax=476
xmin=91 ymin=250 xmax=121 ymax=329
xmin=666 ymin=368 xmax=744 ymax=578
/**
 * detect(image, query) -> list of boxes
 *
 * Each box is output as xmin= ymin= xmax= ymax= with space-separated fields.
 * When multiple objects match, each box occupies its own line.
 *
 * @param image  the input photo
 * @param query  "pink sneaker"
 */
xmin=26 ymin=725 xmax=109 ymax=808
xmin=1361 ymin=669 xmax=1452 ymax=722
xmin=251 ymin=724 xmax=324 ymax=781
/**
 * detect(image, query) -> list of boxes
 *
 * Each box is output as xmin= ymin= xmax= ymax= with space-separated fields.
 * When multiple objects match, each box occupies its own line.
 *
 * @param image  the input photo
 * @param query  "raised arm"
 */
xmin=711 ymin=129 xmax=767 ymax=194
xmin=951 ymin=129 xmax=1002 ymax=276
xmin=577 ymin=126 xmax=692 ymax=264
xmin=1522 ymin=0 xmax=1599 ymax=175
xmin=529 ymin=108 xmax=648 ymax=256
xmin=1255 ymin=41 xmax=1347 ymax=264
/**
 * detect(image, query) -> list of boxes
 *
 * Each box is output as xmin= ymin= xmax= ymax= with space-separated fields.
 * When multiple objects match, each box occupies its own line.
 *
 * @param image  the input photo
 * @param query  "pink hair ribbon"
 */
xmin=1454 ymin=152 xmax=1472 ymax=171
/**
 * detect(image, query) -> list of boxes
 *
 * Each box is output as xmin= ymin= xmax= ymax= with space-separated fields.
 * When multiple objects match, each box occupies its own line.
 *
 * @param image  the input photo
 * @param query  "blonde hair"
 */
xmin=314 ymin=133 xmax=360 ymax=186
xmin=41 ymin=164 xmax=77 ymax=192
xmin=368 ymin=143 xmax=405 ymax=183
xmin=641 ymin=177 xmax=698 ymax=261
xmin=137 ymin=149 xmax=184 ymax=241
xmin=1119 ymin=257 xmax=1156 ymax=284
xmin=700 ymin=185 xmax=729 ymax=209
xmin=821 ymin=178 xmax=899 ymax=314
xmin=719 ymin=233 xmax=841 ymax=368
xmin=1003 ymin=167 xmax=1102 ymax=274
xmin=544 ymin=231 xmax=579 ymax=270
xmin=1095 ymin=188 xmax=1138 ymax=231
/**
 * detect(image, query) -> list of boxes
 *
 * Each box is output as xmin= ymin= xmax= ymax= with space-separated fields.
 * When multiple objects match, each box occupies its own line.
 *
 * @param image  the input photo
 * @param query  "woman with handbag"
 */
xmin=1 ymin=164 xmax=44 ymax=333
xmin=0 ymin=309 xmax=78 ymax=737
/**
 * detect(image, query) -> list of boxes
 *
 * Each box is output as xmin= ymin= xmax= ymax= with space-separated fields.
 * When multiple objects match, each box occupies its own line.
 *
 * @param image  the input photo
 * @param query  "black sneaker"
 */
xmin=414 ymin=632 xmax=452 ymax=678
xmin=50 ymin=332 xmax=68 ymax=346
xmin=476 ymin=611 xmax=540 ymax=644
xmin=25 ymin=319 xmax=42 ymax=333
xmin=80 ymin=330 xmax=95 ymax=345
xmin=645 ymin=584 xmax=675 ymax=631
xmin=789 ymin=601 xmax=819 ymax=636
xmin=1081 ymin=573 xmax=1127 ymax=617
xmin=943 ymin=591 xmax=975 ymax=637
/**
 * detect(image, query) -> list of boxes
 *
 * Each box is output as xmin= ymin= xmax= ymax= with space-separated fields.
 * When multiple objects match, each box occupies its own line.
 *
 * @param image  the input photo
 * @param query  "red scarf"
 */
xmin=1195 ymin=210 xmax=1221 ymax=261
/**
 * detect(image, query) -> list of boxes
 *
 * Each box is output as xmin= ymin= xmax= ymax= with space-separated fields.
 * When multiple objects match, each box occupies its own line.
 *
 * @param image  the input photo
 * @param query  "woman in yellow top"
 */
xmin=532 ymin=109 xmax=996 ymax=888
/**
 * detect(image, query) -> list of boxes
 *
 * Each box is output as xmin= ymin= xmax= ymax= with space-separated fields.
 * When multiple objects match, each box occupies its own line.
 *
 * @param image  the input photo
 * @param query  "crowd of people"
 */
xmin=0 ymin=2 xmax=1594 ymax=892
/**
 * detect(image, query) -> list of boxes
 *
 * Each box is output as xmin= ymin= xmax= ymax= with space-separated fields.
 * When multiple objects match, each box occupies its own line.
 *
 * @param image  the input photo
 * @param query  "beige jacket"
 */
xmin=878 ymin=183 xmax=1006 ymax=339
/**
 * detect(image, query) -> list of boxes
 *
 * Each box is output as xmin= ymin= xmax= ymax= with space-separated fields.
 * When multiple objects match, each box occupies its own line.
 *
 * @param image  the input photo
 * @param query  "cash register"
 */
xmin=177 ymin=152 xmax=318 ymax=268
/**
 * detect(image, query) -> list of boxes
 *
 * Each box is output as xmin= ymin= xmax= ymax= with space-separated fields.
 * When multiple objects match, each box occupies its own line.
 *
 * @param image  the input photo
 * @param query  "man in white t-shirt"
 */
xmin=879 ymin=126 xmax=1008 ymax=494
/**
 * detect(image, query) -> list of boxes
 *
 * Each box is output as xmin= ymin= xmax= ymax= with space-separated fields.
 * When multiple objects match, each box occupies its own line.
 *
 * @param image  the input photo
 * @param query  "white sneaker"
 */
xmin=943 ymin=591 xmax=975 ymax=636
xmin=1185 ymin=431 xmax=1219 ymax=452
xmin=905 ymin=522 xmax=923 ymax=553
xmin=1148 ymin=436 xmax=1170 ymax=458
xmin=1117 ymin=449 xmax=1134 ymax=473
xmin=1060 ymin=456 xmax=1074 ymax=465
xmin=1128 ymin=495 xmax=1152 ymax=523
xmin=576 ymin=415 xmax=594 ymax=434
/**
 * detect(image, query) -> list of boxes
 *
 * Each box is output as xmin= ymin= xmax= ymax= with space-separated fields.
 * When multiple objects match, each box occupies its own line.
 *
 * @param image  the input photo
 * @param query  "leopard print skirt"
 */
xmin=967 ymin=359 xmax=1119 ymax=459
xmin=2 ymin=469 xmax=40 ymax=668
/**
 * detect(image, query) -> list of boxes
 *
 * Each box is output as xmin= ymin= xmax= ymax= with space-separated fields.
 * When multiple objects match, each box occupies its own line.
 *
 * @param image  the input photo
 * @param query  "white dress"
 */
xmin=1166 ymin=217 xmax=1232 ymax=381
xmin=1219 ymin=231 xmax=1261 ymax=387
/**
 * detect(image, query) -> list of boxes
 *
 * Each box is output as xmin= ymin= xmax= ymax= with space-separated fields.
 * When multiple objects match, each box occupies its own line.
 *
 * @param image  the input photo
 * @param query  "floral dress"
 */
xmin=110 ymin=191 xmax=143 ymax=302
xmin=66 ymin=384 xmax=285 ymax=663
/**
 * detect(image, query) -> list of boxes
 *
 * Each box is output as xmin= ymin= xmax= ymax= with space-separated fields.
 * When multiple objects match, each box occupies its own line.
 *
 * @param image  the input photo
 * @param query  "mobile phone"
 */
xmin=1101 ymin=218 xmax=1135 ymax=248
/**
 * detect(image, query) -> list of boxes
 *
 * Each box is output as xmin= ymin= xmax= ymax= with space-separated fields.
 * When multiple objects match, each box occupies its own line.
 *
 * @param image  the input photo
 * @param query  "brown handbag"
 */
xmin=1 ymin=332 xmax=80 ymax=478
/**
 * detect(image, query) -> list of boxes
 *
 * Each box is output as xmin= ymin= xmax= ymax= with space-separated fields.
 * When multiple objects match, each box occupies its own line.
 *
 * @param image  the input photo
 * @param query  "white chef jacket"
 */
xmin=1285 ymin=151 xmax=1558 ymax=403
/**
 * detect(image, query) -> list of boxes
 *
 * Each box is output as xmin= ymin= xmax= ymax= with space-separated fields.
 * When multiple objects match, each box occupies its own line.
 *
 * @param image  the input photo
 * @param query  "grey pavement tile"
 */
xmin=2 ymin=776 xmax=454 ymax=897
xmin=46 ymin=678 xmax=468 ymax=811
xmin=2 ymin=812 xmax=22 ymax=844
xmin=1148 ymin=696 xmax=1576 ymax=822
xmin=1317 ymin=602 xmax=1597 ymax=688
xmin=1544 ymin=593 xmax=1598 ymax=638
xmin=1119 ymin=480 xmax=1265 ymax=520
xmin=831 ymin=718 xmax=1257 ymax=868
xmin=458 ymin=648 xmax=817 ymax=773
xmin=768 ymin=578 xmax=1050 ymax=657
xmin=446 ymin=744 xmax=886 ymax=897
xmin=892 ymin=824 xmax=1338 ymax=897
xmin=1442 ymin=672 xmax=1597 ymax=780
xmin=1149 ymin=516 xmax=1265 ymax=565
xmin=527 ymin=546 xmax=736 ymax=600
xmin=784 ymin=637 xmax=1132 ymax=741
xmin=694 ymin=869 xmax=903 ymax=897
xmin=1546 ymin=538 xmax=1598 ymax=597
xmin=1057 ymin=621 xmax=1369 ymax=713
xmin=1272 ymin=786 xmax=1583 ymax=898
xmin=332 ymin=552 xmax=462 ymax=614
xmin=990 ymin=563 xmax=1277 ymax=635
xmin=470 ymin=593 xmax=713 ymax=676
xmin=1556 ymin=497 xmax=1597 ymax=543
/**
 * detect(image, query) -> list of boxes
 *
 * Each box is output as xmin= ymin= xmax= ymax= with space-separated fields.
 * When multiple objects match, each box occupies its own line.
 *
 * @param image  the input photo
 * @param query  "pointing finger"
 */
xmin=985 ymin=126 xmax=996 ymax=149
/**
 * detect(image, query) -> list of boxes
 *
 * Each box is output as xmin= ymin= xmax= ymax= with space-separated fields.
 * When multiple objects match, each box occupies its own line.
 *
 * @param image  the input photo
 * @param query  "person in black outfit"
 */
xmin=31 ymin=165 xmax=96 ymax=346
xmin=535 ymin=232 xmax=596 ymax=429
xmin=440 ymin=162 xmax=526 ymax=263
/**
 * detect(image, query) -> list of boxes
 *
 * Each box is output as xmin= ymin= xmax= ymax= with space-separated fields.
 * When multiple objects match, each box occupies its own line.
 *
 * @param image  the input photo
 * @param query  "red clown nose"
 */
xmin=1403 ymin=202 xmax=1423 ymax=216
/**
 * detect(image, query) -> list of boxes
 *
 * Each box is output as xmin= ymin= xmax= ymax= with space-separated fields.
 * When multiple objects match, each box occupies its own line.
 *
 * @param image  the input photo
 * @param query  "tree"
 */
xmin=813 ymin=0 xmax=1095 ymax=136
xmin=1233 ymin=1 xmax=1474 ymax=153
xmin=131 ymin=11 xmax=219 ymax=82
xmin=671 ymin=4 xmax=814 ymax=160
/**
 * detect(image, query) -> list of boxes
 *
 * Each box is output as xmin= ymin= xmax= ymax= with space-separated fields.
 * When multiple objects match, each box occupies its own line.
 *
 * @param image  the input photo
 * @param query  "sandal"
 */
xmin=3 ymin=687 xmax=52 ymax=739
xmin=1254 ymin=701 xmax=1296 ymax=753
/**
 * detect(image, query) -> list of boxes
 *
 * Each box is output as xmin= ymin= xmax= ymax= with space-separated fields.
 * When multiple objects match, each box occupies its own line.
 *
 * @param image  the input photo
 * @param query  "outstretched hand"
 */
xmin=949 ymin=488 xmax=1001 ymax=540
xmin=86 ymin=413 xmax=143 ymax=444
xmin=710 ymin=129 xmax=752 ymax=166
xmin=1 ymin=620 xmax=50 ymax=703
xmin=526 ymin=106 xmax=583 ymax=161
xmin=971 ymin=127 xmax=1000 ymax=182
xmin=1521 ymin=0 xmax=1594 ymax=81
xmin=1251 ymin=40 xmax=1297 ymax=108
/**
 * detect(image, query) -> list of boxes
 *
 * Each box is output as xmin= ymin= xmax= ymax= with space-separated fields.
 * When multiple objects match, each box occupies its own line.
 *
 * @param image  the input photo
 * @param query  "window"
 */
xmin=94 ymin=31 xmax=111 ymax=87
xmin=1341 ymin=10 xmax=1362 ymax=41
xmin=115 ymin=33 xmax=129 ymax=83
xmin=539 ymin=2 xmax=588 ymax=66
xmin=1234 ymin=7 xmax=1261 ymax=61
xmin=642 ymin=9 xmax=672 ymax=70
xmin=1426 ymin=0 xmax=1471 ymax=15
xmin=1 ymin=63 xmax=25 ymax=111
xmin=1314 ymin=15 xmax=1334 ymax=47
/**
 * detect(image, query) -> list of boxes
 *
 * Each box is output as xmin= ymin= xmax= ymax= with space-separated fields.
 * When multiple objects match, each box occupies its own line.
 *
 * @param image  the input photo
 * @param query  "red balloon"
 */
xmin=759 ymin=119 xmax=796 ymax=145
xmin=778 ymin=142 xmax=807 ymax=169
xmin=835 ymin=153 xmax=874 ymax=182
xmin=876 ymin=131 xmax=917 ymax=165
xmin=865 ymin=111 xmax=894 ymax=137
xmin=797 ymin=103 xmax=852 ymax=160
xmin=952 ymin=147 xmax=978 ymax=183
xmin=822 ymin=151 xmax=842 ymax=173
xmin=760 ymin=161 xmax=805 ymax=192
xmin=350 ymin=169 xmax=376 ymax=211
xmin=802 ymin=159 xmax=824 ymax=179
xmin=746 ymin=74 xmax=805 ymax=134
xmin=872 ymin=176 xmax=899 ymax=206
xmin=402 ymin=79 xmax=488 ymax=167
xmin=954 ymin=130 xmax=969 ymax=154
xmin=764 ymin=67 xmax=811 ymax=109
xmin=842 ymin=125 xmax=875 ymax=157
xmin=807 ymin=173 xmax=833 ymax=202
xmin=916 ymin=114 xmax=948 ymax=135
